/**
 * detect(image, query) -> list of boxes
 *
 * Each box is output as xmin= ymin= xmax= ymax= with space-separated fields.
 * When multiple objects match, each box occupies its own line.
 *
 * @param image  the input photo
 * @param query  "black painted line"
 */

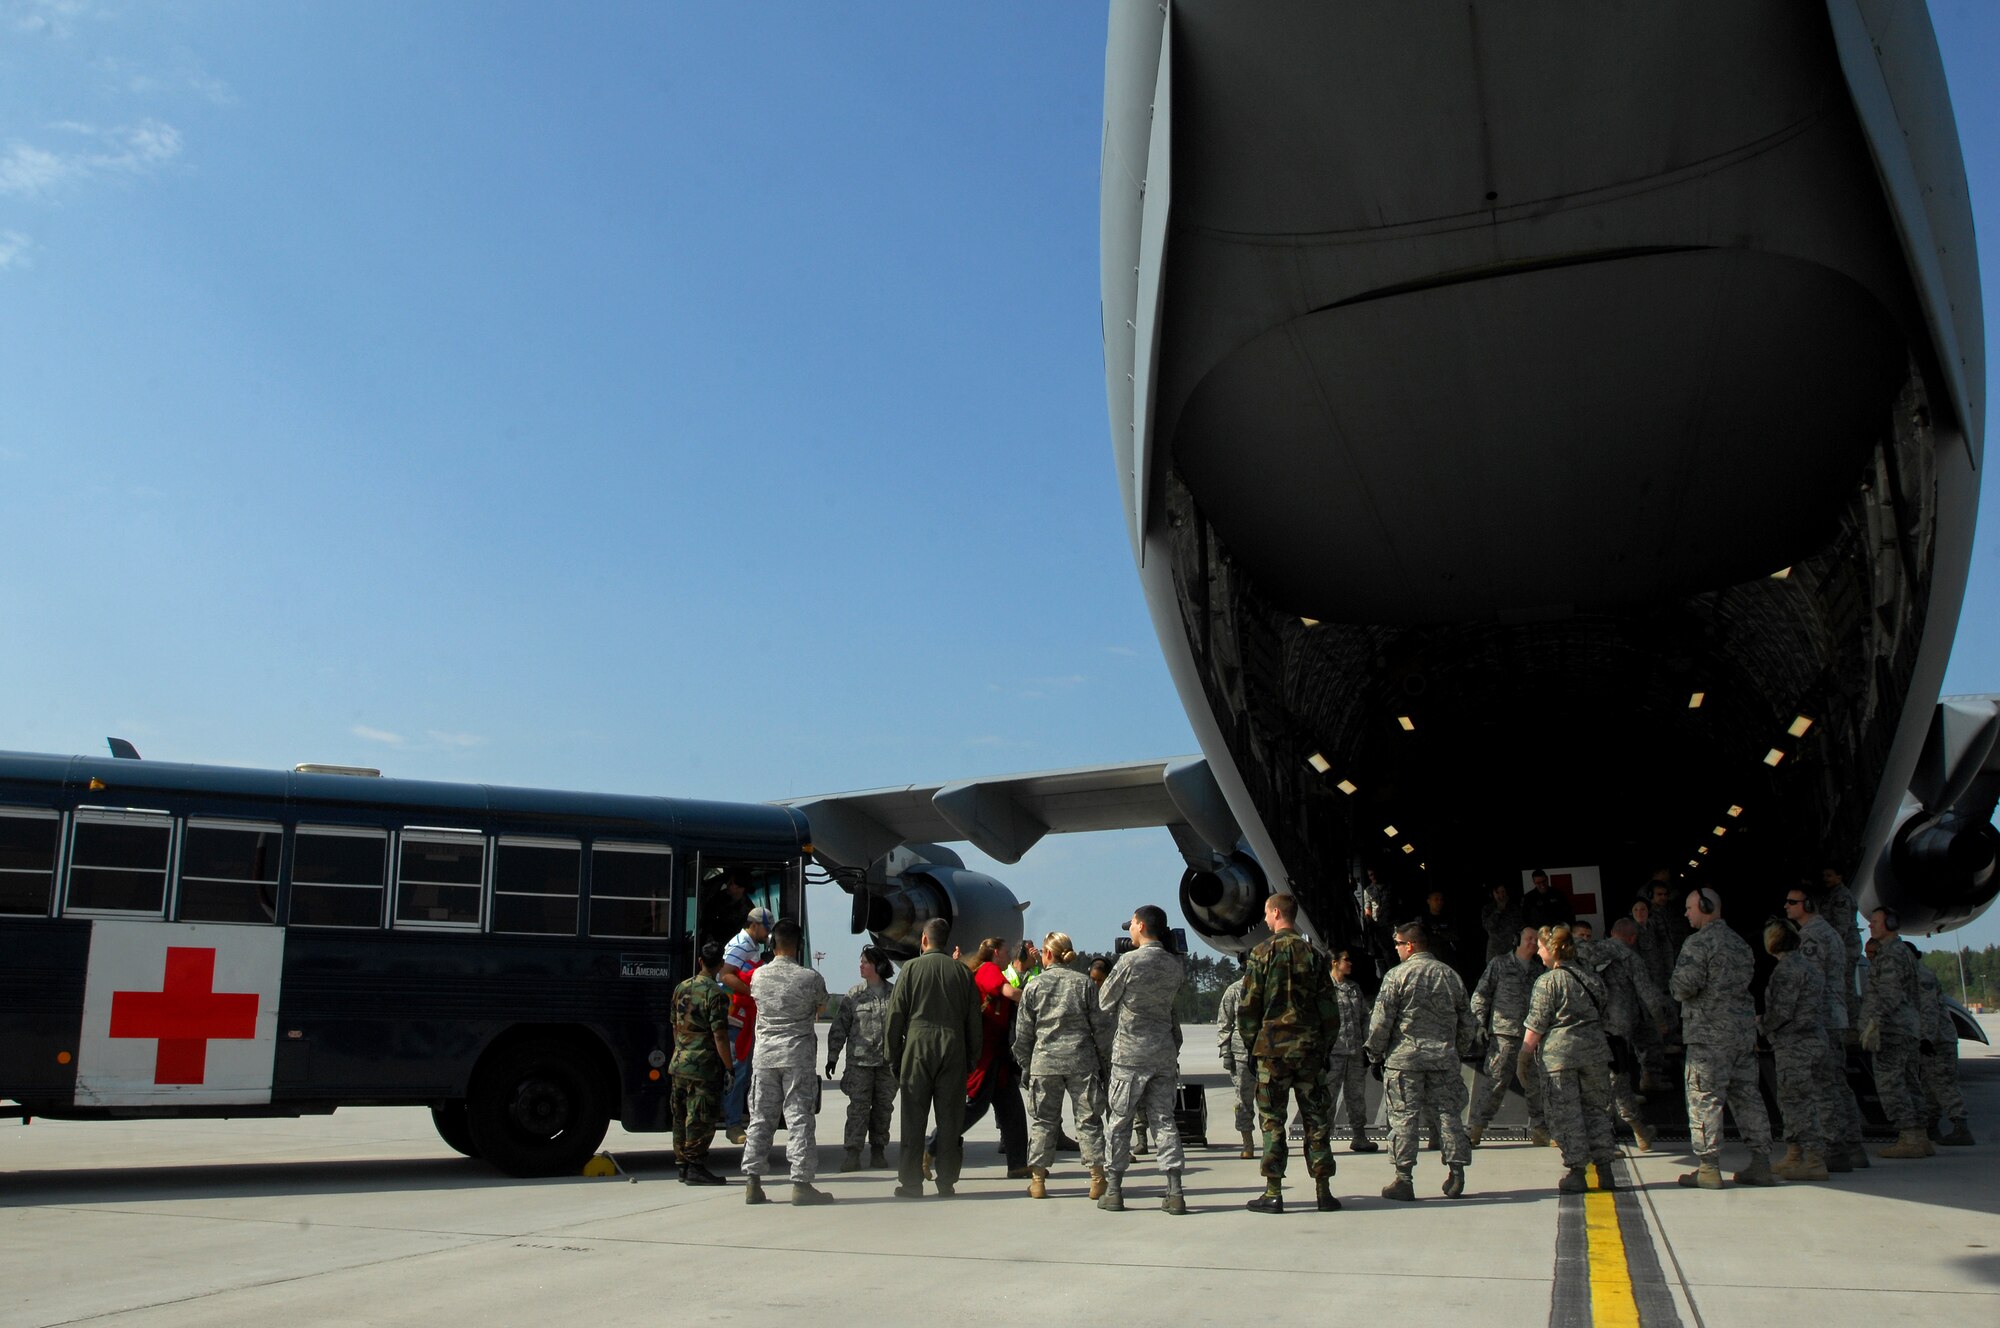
xmin=1552 ymin=1189 xmax=1592 ymax=1328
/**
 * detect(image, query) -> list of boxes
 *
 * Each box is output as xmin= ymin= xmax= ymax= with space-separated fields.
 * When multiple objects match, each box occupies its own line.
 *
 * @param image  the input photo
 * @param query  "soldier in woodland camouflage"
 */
xmin=1096 ymin=904 xmax=1188 ymax=1214
xmin=1785 ymin=886 xmax=1868 ymax=1171
xmin=1468 ymin=926 xmax=1547 ymax=1145
xmin=1863 ymin=908 xmax=1932 ymax=1159
xmin=1759 ymin=919 xmax=1831 ymax=1181
xmin=669 ymin=942 xmax=733 ymax=1186
xmin=1365 ymin=920 xmax=1477 ymax=1202
xmin=1670 ymin=888 xmax=1776 ymax=1189
xmin=1326 ymin=949 xmax=1377 ymax=1152
xmin=1215 ymin=966 xmax=1256 ymax=1158
xmin=1238 ymin=893 xmax=1344 ymax=1213
xmin=827 ymin=946 xmax=897 ymax=1172
xmin=1015 ymin=930 xmax=1113 ymax=1198
xmin=1524 ymin=925 xmax=1617 ymax=1193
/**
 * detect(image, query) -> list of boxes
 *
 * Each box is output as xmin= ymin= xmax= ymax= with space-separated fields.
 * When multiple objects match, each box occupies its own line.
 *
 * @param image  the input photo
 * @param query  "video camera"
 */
xmin=1113 ymin=927 xmax=1189 ymax=955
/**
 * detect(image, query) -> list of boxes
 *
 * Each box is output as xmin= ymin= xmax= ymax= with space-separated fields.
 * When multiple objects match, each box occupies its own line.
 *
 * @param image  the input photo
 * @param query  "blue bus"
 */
xmin=0 ymin=748 xmax=811 ymax=1176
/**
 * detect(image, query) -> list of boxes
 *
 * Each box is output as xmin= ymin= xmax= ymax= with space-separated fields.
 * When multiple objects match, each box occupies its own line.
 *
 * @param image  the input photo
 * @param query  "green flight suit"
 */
xmin=885 ymin=949 xmax=983 ymax=1188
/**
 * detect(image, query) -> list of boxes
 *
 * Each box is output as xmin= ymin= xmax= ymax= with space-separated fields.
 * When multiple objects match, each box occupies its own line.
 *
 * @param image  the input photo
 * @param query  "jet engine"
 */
xmin=1176 ymin=849 xmax=1270 ymax=958
xmin=839 ymin=843 xmax=1028 ymax=960
xmin=1865 ymin=698 xmax=2000 ymax=934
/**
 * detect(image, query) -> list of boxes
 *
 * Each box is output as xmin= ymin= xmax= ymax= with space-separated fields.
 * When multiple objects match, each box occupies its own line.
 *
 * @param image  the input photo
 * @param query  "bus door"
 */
xmin=691 ymin=857 xmax=803 ymax=957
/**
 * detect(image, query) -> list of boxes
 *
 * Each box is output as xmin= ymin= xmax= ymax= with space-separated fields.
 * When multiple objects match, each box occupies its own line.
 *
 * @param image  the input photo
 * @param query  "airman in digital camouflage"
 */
xmin=1863 ymin=908 xmax=1931 ymax=1159
xmin=1365 ymin=920 xmax=1477 ymax=1201
xmin=1910 ymin=945 xmax=1974 ymax=1146
xmin=827 ymin=946 xmax=897 ymax=1172
xmin=1578 ymin=917 xmax=1673 ymax=1150
xmin=1670 ymin=888 xmax=1776 ymax=1189
xmin=1469 ymin=926 xmax=1547 ymax=1147
xmin=1759 ymin=919 xmax=1830 ymax=1181
xmin=1097 ymin=903 xmax=1188 ymax=1214
xmin=1524 ymin=924 xmax=1617 ymax=1193
xmin=1216 ymin=964 xmax=1255 ymax=1158
xmin=741 ymin=919 xmax=833 ymax=1206
xmin=669 ymin=942 xmax=733 ymax=1186
xmin=1015 ymin=931 xmax=1113 ymax=1198
xmin=1327 ymin=948 xmax=1377 ymax=1152
xmin=1786 ymin=885 xmax=1868 ymax=1171
xmin=1238 ymin=893 xmax=1343 ymax=1214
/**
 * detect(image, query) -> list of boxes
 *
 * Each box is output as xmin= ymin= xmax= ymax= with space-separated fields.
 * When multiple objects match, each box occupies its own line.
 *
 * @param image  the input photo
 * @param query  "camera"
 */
xmin=1112 ymin=928 xmax=1189 ymax=956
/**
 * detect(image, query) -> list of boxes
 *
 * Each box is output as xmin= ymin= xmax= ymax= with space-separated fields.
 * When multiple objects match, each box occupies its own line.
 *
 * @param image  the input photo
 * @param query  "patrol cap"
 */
xmin=747 ymin=906 xmax=777 ymax=928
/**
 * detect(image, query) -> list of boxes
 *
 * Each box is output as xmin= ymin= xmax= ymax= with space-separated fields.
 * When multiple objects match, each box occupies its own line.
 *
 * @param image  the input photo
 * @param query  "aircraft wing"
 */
xmin=780 ymin=755 xmax=1241 ymax=870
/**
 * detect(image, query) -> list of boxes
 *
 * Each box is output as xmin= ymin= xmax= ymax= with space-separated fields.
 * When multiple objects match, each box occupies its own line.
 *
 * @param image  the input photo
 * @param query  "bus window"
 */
xmin=492 ymin=838 xmax=581 ymax=936
xmin=177 ymin=819 xmax=282 ymax=924
xmin=0 ymin=808 xmax=60 ymax=915
xmin=396 ymin=832 xmax=485 ymax=929
xmin=291 ymin=827 xmax=388 ymax=928
xmin=589 ymin=843 xmax=673 ymax=938
xmin=65 ymin=810 xmax=174 ymax=915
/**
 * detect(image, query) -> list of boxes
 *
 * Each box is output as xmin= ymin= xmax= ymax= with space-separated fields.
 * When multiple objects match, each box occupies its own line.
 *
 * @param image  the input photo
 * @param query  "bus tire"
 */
xmin=465 ymin=1039 xmax=610 ymax=1178
xmin=431 ymin=1101 xmax=480 ymax=1158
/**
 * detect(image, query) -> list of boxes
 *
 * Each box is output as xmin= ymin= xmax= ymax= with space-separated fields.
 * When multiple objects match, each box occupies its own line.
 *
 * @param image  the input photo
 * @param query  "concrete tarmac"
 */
xmin=3 ymin=1022 xmax=1997 ymax=1328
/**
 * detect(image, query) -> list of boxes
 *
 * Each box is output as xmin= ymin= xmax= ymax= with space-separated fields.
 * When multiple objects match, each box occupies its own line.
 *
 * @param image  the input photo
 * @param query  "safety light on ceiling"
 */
xmin=1307 ymin=751 xmax=1332 ymax=774
xmin=1764 ymin=748 xmax=1786 ymax=767
xmin=1336 ymin=779 xmax=1358 ymax=795
xmin=1688 ymin=692 xmax=1706 ymax=709
xmin=1727 ymin=805 xmax=1743 ymax=818
xmin=1397 ymin=715 xmax=1416 ymax=731
xmin=1401 ymin=843 xmax=1415 ymax=855
xmin=1300 ymin=617 xmax=1320 ymax=628
xmin=1788 ymin=715 xmax=1814 ymax=738
xmin=1697 ymin=846 xmax=1710 ymax=856
xmin=1383 ymin=825 xmax=1399 ymax=837
xmin=1688 ymin=859 xmax=1699 ymax=868
xmin=1771 ymin=567 xmax=1792 ymax=580
xmin=1712 ymin=825 xmax=1727 ymax=837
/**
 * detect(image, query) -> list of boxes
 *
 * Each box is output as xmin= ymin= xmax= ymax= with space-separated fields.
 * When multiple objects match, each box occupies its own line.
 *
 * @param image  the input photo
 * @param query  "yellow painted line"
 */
xmin=1584 ymin=1179 xmax=1641 ymax=1328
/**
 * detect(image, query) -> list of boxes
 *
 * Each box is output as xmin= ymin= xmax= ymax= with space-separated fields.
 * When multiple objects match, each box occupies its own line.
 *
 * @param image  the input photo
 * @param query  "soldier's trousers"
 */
xmin=1025 ymin=1071 xmax=1106 ymax=1172
xmin=896 ymin=1031 xmax=968 ymax=1188
xmin=1257 ymin=1056 xmax=1335 ymax=1181
xmin=1324 ymin=1049 xmax=1370 ymax=1132
xmin=1227 ymin=1062 xmax=1256 ymax=1133
xmin=671 ymin=1069 xmax=724 ymax=1163
xmin=1106 ymin=1068 xmax=1183 ymax=1174
xmin=1472 ymin=1035 xmax=1545 ymax=1130
xmin=742 ymin=1064 xmax=819 ymax=1182
xmin=1604 ymin=1036 xmax=1646 ymax=1135
xmin=1771 ymin=1034 xmax=1827 ymax=1152
xmin=841 ymin=1062 xmax=896 ymax=1151
xmin=1385 ymin=1066 xmax=1470 ymax=1172
xmin=1814 ymin=1035 xmax=1866 ymax=1149
xmin=1543 ymin=1063 xmax=1616 ymax=1169
xmin=1683 ymin=1039 xmax=1772 ymax=1161
xmin=1922 ymin=1043 xmax=1967 ymax=1125
xmin=1869 ymin=1034 xmax=1924 ymax=1130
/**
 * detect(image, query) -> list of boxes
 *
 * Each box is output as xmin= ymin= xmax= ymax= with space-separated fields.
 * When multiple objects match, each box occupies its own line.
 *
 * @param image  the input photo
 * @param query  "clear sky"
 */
xmin=3 ymin=2 xmax=1999 ymax=977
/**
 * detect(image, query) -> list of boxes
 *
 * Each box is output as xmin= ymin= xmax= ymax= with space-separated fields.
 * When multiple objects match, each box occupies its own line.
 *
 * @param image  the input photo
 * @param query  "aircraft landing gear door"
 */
xmin=692 ymin=857 xmax=800 ymax=955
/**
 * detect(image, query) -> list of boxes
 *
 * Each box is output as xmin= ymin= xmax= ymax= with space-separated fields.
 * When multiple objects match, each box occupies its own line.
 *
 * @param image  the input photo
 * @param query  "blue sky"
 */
xmin=3 ymin=1 xmax=1999 ymax=970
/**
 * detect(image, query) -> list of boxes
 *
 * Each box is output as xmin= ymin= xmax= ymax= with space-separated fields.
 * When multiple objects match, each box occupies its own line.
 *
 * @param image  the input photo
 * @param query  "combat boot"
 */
xmin=1316 ymin=1176 xmax=1341 ymax=1211
xmin=1162 ymin=1170 xmax=1188 ymax=1216
xmin=869 ymin=1145 xmax=889 ymax=1168
xmin=1938 ymin=1119 xmax=1976 ymax=1147
xmin=1380 ymin=1172 xmax=1416 ymax=1202
xmin=743 ymin=1175 xmax=768 ymax=1205
xmin=1593 ymin=1161 xmax=1617 ymax=1191
xmin=1245 ymin=1186 xmax=1283 ymax=1214
xmin=1734 ymin=1152 xmax=1780 ymax=1186
xmin=1923 ymin=1133 xmax=1937 ymax=1156
xmin=1443 ymin=1165 xmax=1465 ymax=1199
xmin=1769 ymin=1144 xmax=1806 ymax=1179
xmin=1027 ymin=1168 xmax=1047 ymax=1199
xmin=1530 ymin=1126 xmax=1552 ymax=1147
xmin=792 ymin=1182 xmax=836 ymax=1206
xmin=840 ymin=1148 xmax=861 ymax=1173
xmin=1096 ymin=1172 xmax=1125 ymax=1212
xmin=1467 ymin=1125 xmax=1484 ymax=1147
xmin=1239 ymin=1130 xmax=1256 ymax=1160
xmin=1631 ymin=1123 xmax=1655 ymax=1152
xmin=1844 ymin=1142 xmax=1871 ymax=1169
xmin=1557 ymin=1166 xmax=1587 ymax=1194
xmin=1824 ymin=1146 xmax=1853 ymax=1174
xmin=1879 ymin=1130 xmax=1931 ymax=1159
xmin=1676 ymin=1163 xmax=1723 ymax=1189
xmin=1349 ymin=1132 xmax=1378 ymax=1153
xmin=1790 ymin=1151 xmax=1830 ymax=1181
xmin=675 ymin=1162 xmax=688 ymax=1183
xmin=1088 ymin=1164 xmax=1108 ymax=1200
xmin=687 ymin=1162 xmax=726 ymax=1186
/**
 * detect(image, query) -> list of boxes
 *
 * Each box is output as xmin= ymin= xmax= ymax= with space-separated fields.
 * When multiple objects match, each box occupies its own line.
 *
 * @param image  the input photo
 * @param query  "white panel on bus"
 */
xmin=74 ymin=920 xmax=285 ymax=1107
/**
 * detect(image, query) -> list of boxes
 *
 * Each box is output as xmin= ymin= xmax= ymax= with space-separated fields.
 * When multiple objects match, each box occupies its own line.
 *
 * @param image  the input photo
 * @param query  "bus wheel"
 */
xmin=465 ymin=1039 xmax=610 ymax=1178
xmin=431 ymin=1101 xmax=480 ymax=1158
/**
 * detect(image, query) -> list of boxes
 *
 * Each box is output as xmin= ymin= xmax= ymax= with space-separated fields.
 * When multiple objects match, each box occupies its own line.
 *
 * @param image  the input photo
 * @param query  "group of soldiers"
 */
xmin=662 ymin=873 xmax=1977 ymax=1210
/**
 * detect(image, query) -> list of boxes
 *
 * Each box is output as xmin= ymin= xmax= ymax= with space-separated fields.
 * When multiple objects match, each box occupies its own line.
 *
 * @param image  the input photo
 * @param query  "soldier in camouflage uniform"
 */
xmin=1096 ymin=904 xmax=1188 ymax=1214
xmin=1629 ymin=895 xmax=1677 ymax=1092
xmin=1862 ymin=908 xmax=1931 ymax=1158
xmin=1910 ymin=946 xmax=1974 ymax=1146
xmin=1238 ymin=893 xmax=1344 ymax=1213
xmin=1365 ymin=920 xmax=1477 ymax=1201
xmin=1784 ymin=887 xmax=1868 ymax=1171
xmin=1481 ymin=882 xmax=1524 ymax=964
xmin=1579 ymin=917 xmax=1673 ymax=1150
xmin=741 ymin=920 xmax=835 ymax=1205
xmin=826 ymin=946 xmax=897 ymax=1172
xmin=1669 ymin=888 xmax=1776 ymax=1189
xmin=1327 ymin=949 xmax=1377 ymax=1152
xmin=1524 ymin=925 xmax=1617 ymax=1193
xmin=1821 ymin=865 xmax=1864 ymax=1026
xmin=1759 ymin=919 xmax=1831 ymax=1181
xmin=1215 ymin=965 xmax=1256 ymax=1158
xmin=1015 ymin=931 xmax=1113 ymax=1198
xmin=670 ymin=942 xmax=733 ymax=1185
xmin=1468 ymin=926 xmax=1547 ymax=1145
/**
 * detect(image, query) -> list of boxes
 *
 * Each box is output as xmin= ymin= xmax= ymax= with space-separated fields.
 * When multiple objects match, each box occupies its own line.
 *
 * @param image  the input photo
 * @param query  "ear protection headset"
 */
xmin=1695 ymin=887 xmax=1719 ymax=916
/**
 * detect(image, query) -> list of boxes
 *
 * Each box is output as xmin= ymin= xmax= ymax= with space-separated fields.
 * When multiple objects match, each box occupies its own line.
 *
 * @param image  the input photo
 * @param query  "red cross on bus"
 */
xmin=107 ymin=946 xmax=261 ymax=1085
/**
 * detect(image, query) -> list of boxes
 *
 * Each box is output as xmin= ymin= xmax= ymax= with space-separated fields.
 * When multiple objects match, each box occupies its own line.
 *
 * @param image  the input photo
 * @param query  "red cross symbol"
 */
xmin=1552 ymin=872 xmax=1599 ymax=919
xmin=108 ymin=947 xmax=260 ymax=1085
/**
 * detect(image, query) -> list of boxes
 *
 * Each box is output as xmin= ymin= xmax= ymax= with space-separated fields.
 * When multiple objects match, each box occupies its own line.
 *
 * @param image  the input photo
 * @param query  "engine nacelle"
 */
xmin=1868 ymin=797 xmax=2000 ymax=934
xmin=841 ymin=844 xmax=1028 ymax=960
xmin=1177 ymin=850 xmax=1270 ymax=958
